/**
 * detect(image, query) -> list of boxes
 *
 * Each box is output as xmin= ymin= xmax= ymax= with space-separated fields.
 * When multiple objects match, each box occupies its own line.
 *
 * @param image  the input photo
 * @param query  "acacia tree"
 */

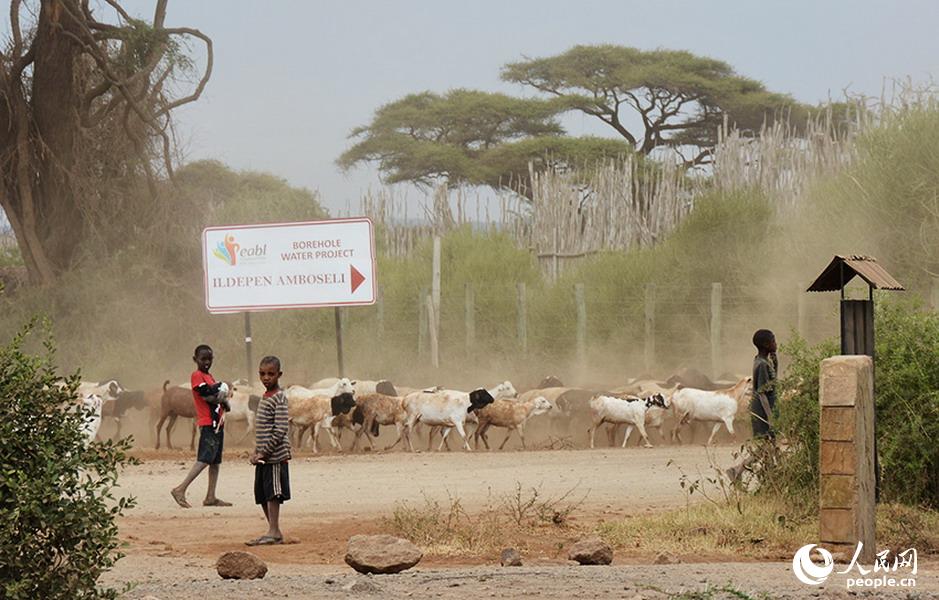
xmin=338 ymin=88 xmax=632 ymax=196
xmin=0 ymin=0 xmax=211 ymax=285
xmin=502 ymin=45 xmax=807 ymax=165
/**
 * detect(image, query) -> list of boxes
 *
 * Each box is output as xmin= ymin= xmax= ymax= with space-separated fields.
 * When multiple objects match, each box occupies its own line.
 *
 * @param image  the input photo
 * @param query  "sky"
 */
xmin=17 ymin=1 xmax=939 ymax=218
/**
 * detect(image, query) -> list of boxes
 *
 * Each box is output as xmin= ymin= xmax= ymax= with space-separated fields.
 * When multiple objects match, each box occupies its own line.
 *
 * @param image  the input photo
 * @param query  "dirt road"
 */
xmin=125 ymin=446 xmax=735 ymax=518
xmin=105 ymin=447 xmax=938 ymax=599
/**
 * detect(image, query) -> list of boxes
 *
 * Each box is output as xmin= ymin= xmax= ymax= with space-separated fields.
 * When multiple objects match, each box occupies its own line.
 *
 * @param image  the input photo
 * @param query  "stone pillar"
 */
xmin=819 ymin=355 xmax=875 ymax=562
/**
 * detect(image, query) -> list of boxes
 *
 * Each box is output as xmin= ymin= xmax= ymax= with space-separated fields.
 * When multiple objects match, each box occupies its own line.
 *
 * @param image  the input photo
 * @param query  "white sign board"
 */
xmin=202 ymin=218 xmax=376 ymax=313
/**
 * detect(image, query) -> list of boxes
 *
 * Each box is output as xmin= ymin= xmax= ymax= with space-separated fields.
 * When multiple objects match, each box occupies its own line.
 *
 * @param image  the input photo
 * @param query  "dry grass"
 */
xmin=381 ymin=484 xmax=588 ymax=557
xmin=598 ymin=498 xmax=939 ymax=561
xmin=597 ymin=494 xmax=815 ymax=560
xmin=383 ymin=478 xmax=939 ymax=563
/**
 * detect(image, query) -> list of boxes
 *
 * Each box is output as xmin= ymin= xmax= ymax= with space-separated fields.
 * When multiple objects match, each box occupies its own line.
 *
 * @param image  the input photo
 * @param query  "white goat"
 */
xmin=604 ymin=382 xmax=676 ymax=446
xmin=670 ymin=377 xmax=752 ymax=445
xmin=227 ymin=381 xmax=264 ymax=443
xmin=473 ymin=395 xmax=552 ymax=450
xmin=588 ymin=393 xmax=670 ymax=448
xmin=79 ymin=394 xmax=104 ymax=446
xmin=425 ymin=381 xmax=518 ymax=449
xmin=400 ymin=388 xmax=495 ymax=451
xmin=77 ymin=380 xmax=124 ymax=403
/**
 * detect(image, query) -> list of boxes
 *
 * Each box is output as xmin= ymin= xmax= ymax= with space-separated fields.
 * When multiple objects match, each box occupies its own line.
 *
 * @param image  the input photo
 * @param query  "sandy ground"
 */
xmin=124 ymin=446 xmax=734 ymax=518
xmin=103 ymin=446 xmax=938 ymax=599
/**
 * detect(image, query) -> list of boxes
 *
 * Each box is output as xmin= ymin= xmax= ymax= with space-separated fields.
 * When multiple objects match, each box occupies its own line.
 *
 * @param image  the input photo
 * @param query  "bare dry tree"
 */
xmin=0 ymin=0 xmax=211 ymax=284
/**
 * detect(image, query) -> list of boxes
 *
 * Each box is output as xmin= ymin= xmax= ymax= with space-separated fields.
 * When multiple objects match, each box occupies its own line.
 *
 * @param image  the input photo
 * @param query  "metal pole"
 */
xmin=244 ymin=312 xmax=253 ymax=382
xmin=334 ymin=306 xmax=344 ymax=377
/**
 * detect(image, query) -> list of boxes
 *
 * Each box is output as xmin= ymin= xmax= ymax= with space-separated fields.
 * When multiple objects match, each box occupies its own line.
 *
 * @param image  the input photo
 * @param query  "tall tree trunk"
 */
xmin=31 ymin=0 xmax=84 ymax=273
xmin=0 ymin=0 xmax=82 ymax=284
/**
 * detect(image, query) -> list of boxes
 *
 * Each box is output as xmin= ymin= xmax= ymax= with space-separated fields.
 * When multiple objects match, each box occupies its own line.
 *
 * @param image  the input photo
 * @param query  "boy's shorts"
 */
xmin=196 ymin=426 xmax=224 ymax=464
xmin=254 ymin=462 xmax=291 ymax=505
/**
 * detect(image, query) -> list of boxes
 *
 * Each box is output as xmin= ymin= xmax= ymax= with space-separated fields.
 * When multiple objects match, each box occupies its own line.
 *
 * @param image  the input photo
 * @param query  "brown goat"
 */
xmin=350 ymin=393 xmax=407 ymax=451
xmin=154 ymin=380 xmax=197 ymax=450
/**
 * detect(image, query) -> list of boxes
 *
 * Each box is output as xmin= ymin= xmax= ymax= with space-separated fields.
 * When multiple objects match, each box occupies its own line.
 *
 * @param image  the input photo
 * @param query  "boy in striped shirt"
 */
xmin=246 ymin=355 xmax=291 ymax=546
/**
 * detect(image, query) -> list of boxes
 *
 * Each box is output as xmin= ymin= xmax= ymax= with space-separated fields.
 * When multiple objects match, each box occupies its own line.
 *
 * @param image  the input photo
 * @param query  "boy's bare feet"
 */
xmin=171 ymin=487 xmax=191 ymax=508
xmin=203 ymin=498 xmax=232 ymax=507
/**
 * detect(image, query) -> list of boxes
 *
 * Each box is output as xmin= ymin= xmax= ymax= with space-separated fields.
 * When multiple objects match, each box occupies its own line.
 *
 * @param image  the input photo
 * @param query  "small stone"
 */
xmin=653 ymin=551 xmax=681 ymax=565
xmin=344 ymin=534 xmax=422 ymax=575
xmin=342 ymin=578 xmax=383 ymax=594
xmin=324 ymin=578 xmax=336 ymax=584
xmin=500 ymin=547 xmax=523 ymax=567
xmin=216 ymin=551 xmax=268 ymax=580
xmin=568 ymin=537 xmax=613 ymax=565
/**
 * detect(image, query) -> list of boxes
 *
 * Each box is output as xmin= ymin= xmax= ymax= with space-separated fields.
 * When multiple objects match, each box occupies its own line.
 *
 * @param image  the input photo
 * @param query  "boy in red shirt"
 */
xmin=171 ymin=344 xmax=232 ymax=508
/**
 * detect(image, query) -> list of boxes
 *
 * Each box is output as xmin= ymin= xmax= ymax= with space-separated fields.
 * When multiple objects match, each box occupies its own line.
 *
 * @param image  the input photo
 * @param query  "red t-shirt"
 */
xmin=191 ymin=370 xmax=224 ymax=427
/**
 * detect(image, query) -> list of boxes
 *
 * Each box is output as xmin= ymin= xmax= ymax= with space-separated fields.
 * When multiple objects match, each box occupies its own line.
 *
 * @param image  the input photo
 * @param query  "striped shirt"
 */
xmin=255 ymin=389 xmax=291 ymax=463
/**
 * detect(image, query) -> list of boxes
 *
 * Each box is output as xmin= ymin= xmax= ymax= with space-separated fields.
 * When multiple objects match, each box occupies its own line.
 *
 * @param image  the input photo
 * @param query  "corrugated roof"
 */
xmin=807 ymin=255 xmax=905 ymax=292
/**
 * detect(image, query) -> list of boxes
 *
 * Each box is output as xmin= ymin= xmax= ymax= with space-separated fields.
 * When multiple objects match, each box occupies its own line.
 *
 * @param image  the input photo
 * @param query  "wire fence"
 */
xmin=319 ymin=278 xmax=843 ymax=387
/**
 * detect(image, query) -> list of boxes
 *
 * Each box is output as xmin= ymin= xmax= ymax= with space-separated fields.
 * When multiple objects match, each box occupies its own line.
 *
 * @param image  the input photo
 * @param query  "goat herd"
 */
xmin=73 ymin=368 xmax=755 ymax=453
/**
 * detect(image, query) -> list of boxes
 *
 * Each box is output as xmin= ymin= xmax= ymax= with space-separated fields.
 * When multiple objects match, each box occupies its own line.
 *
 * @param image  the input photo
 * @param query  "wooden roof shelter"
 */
xmin=807 ymin=255 xmax=905 ymax=293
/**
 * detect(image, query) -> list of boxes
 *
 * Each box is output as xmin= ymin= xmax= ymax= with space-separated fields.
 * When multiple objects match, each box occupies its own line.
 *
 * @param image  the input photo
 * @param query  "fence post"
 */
xmin=552 ymin=226 xmax=560 ymax=284
xmin=931 ymin=277 xmax=939 ymax=311
xmin=376 ymin=287 xmax=384 ymax=340
xmin=710 ymin=282 xmax=723 ymax=380
xmin=465 ymin=283 xmax=475 ymax=355
xmin=431 ymin=236 xmax=441 ymax=351
xmin=797 ymin=284 xmax=807 ymax=338
xmin=575 ymin=283 xmax=587 ymax=366
xmin=426 ymin=293 xmax=439 ymax=368
xmin=517 ymin=282 xmax=528 ymax=355
xmin=418 ymin=286 xmax=428 ymax=357
xmin=644 ymin=283 xmax=656 ymax=375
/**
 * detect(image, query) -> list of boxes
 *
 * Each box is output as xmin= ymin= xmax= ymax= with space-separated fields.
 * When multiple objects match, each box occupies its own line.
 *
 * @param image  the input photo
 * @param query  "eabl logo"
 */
xmin=213 ymin=234 xmax=239 ymax=265
xmin=212 ymin=233 xmax=267 ymax=266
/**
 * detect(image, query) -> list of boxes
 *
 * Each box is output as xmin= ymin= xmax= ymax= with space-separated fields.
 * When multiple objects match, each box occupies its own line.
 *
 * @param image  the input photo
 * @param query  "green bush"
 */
xmin=754 ymin=299 xmax=939 ymax=508
xmin=0 ymin=321 xmax=136 ymax=599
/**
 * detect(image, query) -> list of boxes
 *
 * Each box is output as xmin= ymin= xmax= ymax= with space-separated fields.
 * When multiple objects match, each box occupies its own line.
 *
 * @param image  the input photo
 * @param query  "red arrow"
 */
xmin=350 ymin=265 xmax=366 ymax=294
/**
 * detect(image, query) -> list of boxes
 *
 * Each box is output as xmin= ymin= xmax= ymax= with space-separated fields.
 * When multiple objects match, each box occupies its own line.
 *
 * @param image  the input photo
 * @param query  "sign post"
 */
xmin=202 ymin=218 xmax=376 ymax=376
xmin=244 ymin=312 xmax=253 ymax=382
xmin=334 ymin=307 xmax=344 ymax=377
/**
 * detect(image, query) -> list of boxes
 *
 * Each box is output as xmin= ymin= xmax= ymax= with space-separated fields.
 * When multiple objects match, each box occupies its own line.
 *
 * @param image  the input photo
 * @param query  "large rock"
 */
xmin=568 ymin=537 xmax=613 ymax=565
xmin=345 ymin=535 xmax=423 ymax=574
xmin=216 ymin=551 xmax=267 ymax=579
